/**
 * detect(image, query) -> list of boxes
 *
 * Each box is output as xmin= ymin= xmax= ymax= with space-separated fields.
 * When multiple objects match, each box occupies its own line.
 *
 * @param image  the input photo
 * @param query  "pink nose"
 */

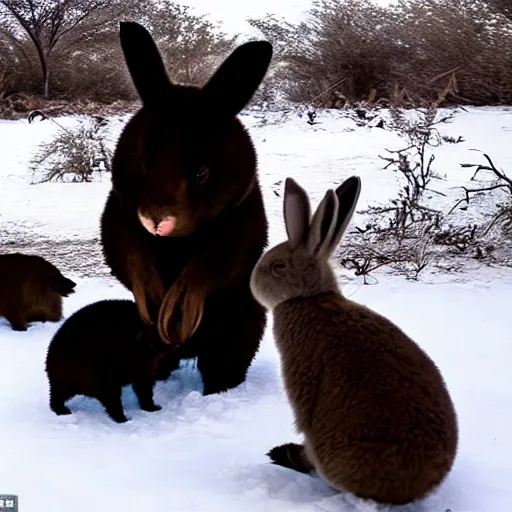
xmin=156 ymin=217 xmax=176 ymax=236
xmin=138 ymin=211 xmax=176 ymax=236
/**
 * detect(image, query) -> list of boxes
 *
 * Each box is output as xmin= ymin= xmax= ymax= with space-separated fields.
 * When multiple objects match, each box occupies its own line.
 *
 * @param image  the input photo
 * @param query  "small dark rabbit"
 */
xmin=0 ymin=253 xmax=76 ymax=331
xmin=45 ymin=299 xmax=176 ymax=423
xmin=249 ymin=177 xmax=459 ymax=505
xmin=100 ymin=22 xmax=272 ymax=395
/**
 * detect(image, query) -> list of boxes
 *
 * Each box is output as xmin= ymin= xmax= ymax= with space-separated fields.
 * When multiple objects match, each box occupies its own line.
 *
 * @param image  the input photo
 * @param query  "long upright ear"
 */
xmin=283 ymin=178 xmax=312 ymax=250
xmin=200 ymin=41 xmax=273 ymax=118
xmin=306 ymin=190 xmax=339 ymax=256
xmin=314 ymin=176 xmax=361 ymax=258
xmin=119 ymin=21 xmax=172 ymax=104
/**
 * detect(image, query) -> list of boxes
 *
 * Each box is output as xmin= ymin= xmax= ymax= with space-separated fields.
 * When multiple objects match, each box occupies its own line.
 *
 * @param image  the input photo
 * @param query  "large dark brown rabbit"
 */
xmin=0 ymin=253 xmax=76 ymax=331
xmin=100 ymin=22 xmax=272 ymax=395
xmin=45 ymin=299 xmax=175 ymax=423
xmin=249 ymin=177 xmax=459 ymax=505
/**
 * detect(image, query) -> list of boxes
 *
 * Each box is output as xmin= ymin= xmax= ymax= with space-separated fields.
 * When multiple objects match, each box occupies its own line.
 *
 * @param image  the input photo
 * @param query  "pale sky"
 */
xmin=173 ymin=0 xmax=314 ymax=34
xmin=173 ymin=0 xmax=394 ymax=36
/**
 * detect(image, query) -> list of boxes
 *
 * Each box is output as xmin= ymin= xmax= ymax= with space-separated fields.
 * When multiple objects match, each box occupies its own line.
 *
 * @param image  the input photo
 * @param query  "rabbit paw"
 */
xmin=267 ymin=443 xmax=314 ymax=474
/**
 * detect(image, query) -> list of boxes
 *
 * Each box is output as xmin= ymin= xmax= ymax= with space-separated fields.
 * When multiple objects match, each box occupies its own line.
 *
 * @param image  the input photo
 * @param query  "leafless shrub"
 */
xmin=451 ymin=152 xmax=512 ymax=237
xmin=338 ymin=104 xmax=464 ymax=280
xmin=249 ymin=0 xmax=397 ymax=107
xmin=391 ymin=222 xmax=439 ymax=280
xmin=433 ymin=224 xmax=479 ymax=252
xmin=340 ymin=233 xmax=414 ymax=284
xmin=248 ymin=0 xmax=512 ymax=107
xmin=29 ymin=114 xmax=112 ymax=183
xmin=368 ymin=106 xmax=451 ymax=235
xmin=363 ymin=149 xmax=512 ymax=267
xmin=0 ymin=25 xmax=39 ymax=101
xmin=341 ymin=217 xmax=438 ymax=282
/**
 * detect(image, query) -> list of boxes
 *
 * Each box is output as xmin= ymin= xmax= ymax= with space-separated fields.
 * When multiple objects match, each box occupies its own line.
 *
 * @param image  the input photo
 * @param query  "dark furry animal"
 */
xmin=45 ymin=299 xmax=175 ymax=423
xmin=100 ymin=22 xmax=273 ymax=395
xmin=250 ymin=177 xmax=459 ymax=505
xmin=0 ymin=253 xmax=75 ymax=331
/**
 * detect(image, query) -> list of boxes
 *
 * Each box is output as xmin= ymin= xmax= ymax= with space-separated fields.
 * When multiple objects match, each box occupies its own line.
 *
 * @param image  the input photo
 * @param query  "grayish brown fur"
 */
xmin=250 ymin=176 xmax=458 ymax=505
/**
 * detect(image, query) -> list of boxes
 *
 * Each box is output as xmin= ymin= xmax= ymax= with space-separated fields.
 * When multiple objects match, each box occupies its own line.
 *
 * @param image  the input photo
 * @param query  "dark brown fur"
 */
xmin=250 ymin=177 xmax=458 ymax=505
xmin=100 ymin=22 xmax=272 ymax=395
xmin=0 ymin=253 xmax=75 ymax=331
xmin=45 ymin=299 xmax=176 ymax=423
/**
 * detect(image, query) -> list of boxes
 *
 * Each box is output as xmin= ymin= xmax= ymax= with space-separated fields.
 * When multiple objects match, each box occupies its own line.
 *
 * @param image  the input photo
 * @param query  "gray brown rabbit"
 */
xmin=0 ymin=253 xmax=76 ymax=331
xmin=249 ymin=176 xmax=458 ymax=505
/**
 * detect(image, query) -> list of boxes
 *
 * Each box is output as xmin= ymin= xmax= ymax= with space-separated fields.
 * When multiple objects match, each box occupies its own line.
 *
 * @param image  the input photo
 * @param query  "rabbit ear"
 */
xmin=311 ymin=176 xmax=361 ymax=258
xmin=306 ymin=189 xmax=339 ymax=256
xmin=201 ymin=41 xmax=273 ymax=118
xmin=283 ymin=178 xmax=312 ymax=250
xmin=119 ymin=21 xmax=172 ymax=104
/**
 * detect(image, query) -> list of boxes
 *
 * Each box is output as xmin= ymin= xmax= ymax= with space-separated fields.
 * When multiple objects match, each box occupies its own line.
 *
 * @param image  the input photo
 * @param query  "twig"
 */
xmin=448 ymin=183 xmax=509 ymax=215
xmin=27 ymin=109 xmax=73 ymax=135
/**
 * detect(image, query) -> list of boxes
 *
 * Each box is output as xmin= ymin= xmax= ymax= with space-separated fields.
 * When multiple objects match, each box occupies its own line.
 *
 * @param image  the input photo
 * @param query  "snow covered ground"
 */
xmin=1 ymin=107 xmax=511 ymax=511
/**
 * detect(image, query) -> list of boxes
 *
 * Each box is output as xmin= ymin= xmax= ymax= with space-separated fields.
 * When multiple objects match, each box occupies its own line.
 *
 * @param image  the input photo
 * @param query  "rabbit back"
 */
xmin=273 ymin=292 xmax=458 ymax=504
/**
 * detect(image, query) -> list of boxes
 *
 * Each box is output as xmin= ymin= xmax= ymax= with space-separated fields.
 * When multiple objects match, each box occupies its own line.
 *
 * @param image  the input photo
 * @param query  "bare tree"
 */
xmin=0 ymin=0 xmax=238 ymax=104
xmin=0 ymin=0 xmax=124 ymax=98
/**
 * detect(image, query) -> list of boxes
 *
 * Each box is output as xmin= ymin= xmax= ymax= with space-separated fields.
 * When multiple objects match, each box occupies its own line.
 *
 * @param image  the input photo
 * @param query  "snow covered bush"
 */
xmin=29 ymin=115 xmax=112 ymax=184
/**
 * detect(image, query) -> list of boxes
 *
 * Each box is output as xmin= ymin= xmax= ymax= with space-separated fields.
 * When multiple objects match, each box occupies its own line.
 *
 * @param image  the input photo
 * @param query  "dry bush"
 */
xmin=338 ymin=108 xmax=512 ymax=281
xmin=29 ymin=114 xmax=112 ymax=183
xmin=364 ymin=106 xmax=452 ymax=235
xmin=250 ymin=0 xmax=399 ymax=107
xmin=49 ymin=33 xmax=136 ymax=102
xmin=391 ymin=0 xmax=512 ymax=105
xmin=249 ymin=0 xmax=512 ymax=107
xmin=339 ymin=107 xmax=448 ymax=281
xmin=341 ymin=219 xmax=438 ymax=282
xmin=338 ymin=106 xmax=472 ymax=281
xmin=0 ymin=27 xmax=40 ymax=99
xmin=246 ymin=14 xmax=308 ymax=108
xmin=142 ymin=3 xmax=237 ymax=87
xmin=452 ymin=152 xmax=512 ymax=238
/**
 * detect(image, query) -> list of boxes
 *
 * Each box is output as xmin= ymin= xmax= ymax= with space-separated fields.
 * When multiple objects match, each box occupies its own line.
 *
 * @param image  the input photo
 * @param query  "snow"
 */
xmin=1 ymin=106 xmax=512 ymax=511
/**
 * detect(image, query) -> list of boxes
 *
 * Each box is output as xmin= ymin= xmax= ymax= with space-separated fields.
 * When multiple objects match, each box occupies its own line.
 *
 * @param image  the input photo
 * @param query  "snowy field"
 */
xmin=1 ymin=107 xmax=512 ymax=511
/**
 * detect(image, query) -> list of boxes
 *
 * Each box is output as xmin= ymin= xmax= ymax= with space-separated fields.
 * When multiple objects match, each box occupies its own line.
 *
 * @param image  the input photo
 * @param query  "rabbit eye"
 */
xmin=194 ymin=166 xmax=209 ymax=184
xmin=271 ymin=261 xmax=287 ymax=277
